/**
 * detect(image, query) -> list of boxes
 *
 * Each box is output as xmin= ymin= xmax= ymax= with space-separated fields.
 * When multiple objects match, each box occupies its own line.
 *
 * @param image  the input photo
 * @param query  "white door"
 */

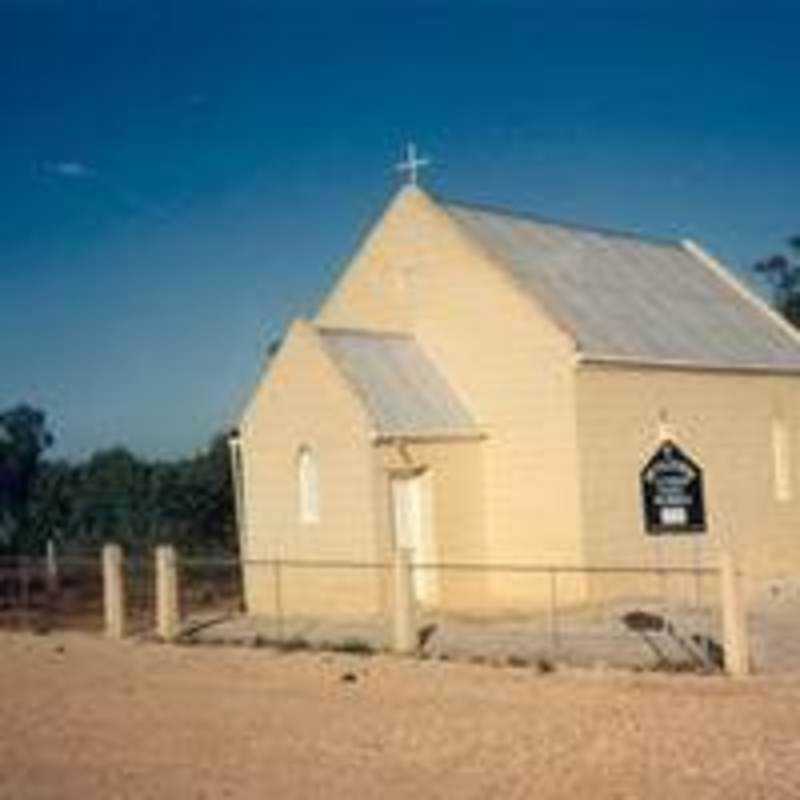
xmin=391 ymin=472 xmax=437 ymax=606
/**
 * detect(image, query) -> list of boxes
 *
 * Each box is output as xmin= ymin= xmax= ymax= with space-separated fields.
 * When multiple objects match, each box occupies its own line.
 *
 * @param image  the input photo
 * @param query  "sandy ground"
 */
xmin=2 ymin=632 xmax=800 ymax=799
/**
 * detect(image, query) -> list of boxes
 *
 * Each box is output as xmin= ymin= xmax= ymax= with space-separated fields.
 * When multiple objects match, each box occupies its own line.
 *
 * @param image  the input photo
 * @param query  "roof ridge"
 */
xmin=315 ymin=325 xmax=413 ymax=340
xmin=438 ymin=196 xmax=681 ymax=248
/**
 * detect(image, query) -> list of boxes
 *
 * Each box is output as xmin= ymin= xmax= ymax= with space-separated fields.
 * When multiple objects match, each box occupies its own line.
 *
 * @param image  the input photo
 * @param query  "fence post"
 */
xmin=155 ymin=544 xmax=180 ymax=642
xmin=102 ymin=543 xmax=125 ymax=639
xmin=720 ymin=547 xmax=750 ymax=677
xmin=46 ymin=538 xmax=59 ymax=596
xmin=272 ymin=560 xmax=284 ymax=642
xmin=392 ymin=547 xmax=416 ymax=654
xmin=19 ymin=555 xmax=30 ymax=614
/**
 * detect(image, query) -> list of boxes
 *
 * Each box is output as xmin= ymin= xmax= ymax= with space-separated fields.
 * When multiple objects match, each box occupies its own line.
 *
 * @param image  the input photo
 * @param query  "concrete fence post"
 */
xmin=392 ymin=547 xmax=416 ymax=654
xmin=45 ymin=538 xmax=59 ymax=595
xmin=102 ymin=543 xmax=125 ymax=639
xmin=720 ymin=547 xmax=750 ymax=677
xmin=156 ymin=544 xmax=180 ymax=642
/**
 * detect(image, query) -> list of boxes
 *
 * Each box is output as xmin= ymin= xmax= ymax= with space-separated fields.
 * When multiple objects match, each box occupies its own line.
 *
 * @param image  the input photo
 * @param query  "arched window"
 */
xmin=298 ymin=445 xmax=320 ymax=523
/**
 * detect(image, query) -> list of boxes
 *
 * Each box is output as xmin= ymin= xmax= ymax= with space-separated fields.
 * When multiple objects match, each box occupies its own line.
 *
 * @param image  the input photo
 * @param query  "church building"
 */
xmin=232 ymin=174 xmax=800 ymax=615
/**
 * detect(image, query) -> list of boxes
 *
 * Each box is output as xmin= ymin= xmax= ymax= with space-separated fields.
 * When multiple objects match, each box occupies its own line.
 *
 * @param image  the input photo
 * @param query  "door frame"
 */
xmin=389 ymin=467 xmax=438 ymax=606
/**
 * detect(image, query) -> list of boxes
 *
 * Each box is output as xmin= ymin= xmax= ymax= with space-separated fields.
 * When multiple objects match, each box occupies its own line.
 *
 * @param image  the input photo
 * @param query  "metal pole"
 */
xmin=548 ymin=568 xmax=560 ymax=656
xmin=656 ymin=538 xmax=667 ymax=599
xmin=273 ymin=560 xmax=284 ymax=642
xmin=20 ymin=555 xmax=30 ymax=619
xmin=693 ymin=534 xmax=702 ymax=609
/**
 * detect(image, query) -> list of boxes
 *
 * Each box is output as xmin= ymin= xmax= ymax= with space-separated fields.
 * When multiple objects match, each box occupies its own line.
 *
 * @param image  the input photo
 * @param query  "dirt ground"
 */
xmin=2 ymin=632 xmax=800 ymax=799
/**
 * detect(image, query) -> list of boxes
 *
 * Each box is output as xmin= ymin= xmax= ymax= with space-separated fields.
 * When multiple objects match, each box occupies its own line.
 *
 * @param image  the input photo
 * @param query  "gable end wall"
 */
xmin=318 ymin=187 xmax=587 ymax=594
xmin=239 ymin=320 xmax=385 ymax=614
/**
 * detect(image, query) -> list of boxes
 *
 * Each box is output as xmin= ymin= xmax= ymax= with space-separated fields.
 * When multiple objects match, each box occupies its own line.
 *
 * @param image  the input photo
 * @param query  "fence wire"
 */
xmin=409 ymin=563 xmax=724 ymax=669
xmin=124 ymin=552 xmax=157 ymax=636
xmin=176 ymin=557 xmax=727 ymax=670
xmin=178 ymin=557 xmax=243 ymax=635
xmin=6 ymin=545 xmax=799 ymax=675
xmin=0 ymin=554 xmax=104 ymax=633
xmin=746 ymin=575 xmax=800 ymax=674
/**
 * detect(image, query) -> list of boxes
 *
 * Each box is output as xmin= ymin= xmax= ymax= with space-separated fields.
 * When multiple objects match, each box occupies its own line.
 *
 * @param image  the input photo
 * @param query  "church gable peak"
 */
xmin=314 ymin=182 xmax=447 ymax=332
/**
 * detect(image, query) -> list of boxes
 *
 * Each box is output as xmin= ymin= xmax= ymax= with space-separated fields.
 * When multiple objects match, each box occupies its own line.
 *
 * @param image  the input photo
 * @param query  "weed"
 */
xmin=330 ymin=638 xmax=375 ymax=656
xmin=536 ymin=657 xmax=555 ymax=674
xmin=251 ymin=634 xmax=310 ymax=652
xmin=277 ymin=636 xmax=311 ymax=653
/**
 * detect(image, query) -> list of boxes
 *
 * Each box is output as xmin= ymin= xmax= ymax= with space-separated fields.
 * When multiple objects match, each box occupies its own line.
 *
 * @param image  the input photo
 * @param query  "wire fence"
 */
xmin=178 ymin=557 xmax=244 ymax=636
xmin=4 ymin=544 xmax=799 ymax=675
xmin=179 ymin=557 xmax=728 ymax=671
xmin=412 ymin=563 xmax=725 ymax=670
xmin=124 ymin=551 xmax=157 ymax=636
xmin=0 ymin=554 xmax=104 ymax=633
xmin=746 ymin=575 xmax=800 ymax=673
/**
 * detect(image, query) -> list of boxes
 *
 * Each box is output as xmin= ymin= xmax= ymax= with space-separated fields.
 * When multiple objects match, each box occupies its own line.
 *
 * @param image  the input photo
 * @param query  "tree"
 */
xmin=72 ymin=447 xmax=154 ymax=545
xmin=2 ymin=405 xmax=236 ymax=555
xmin=754 ymin=236 xmax=800 ymax=328
xmin=28 ymin=459 xmax=74 ymax=549
xmin=0 ymin=404 xmax=54 ymax=553
xmin=150 ymin=434 xmax=236 ymax=553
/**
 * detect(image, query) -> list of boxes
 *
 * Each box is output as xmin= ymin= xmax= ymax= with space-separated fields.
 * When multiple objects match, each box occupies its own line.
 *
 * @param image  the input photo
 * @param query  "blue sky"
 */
xmin=2 ymin=0 xmax=799 ymax=461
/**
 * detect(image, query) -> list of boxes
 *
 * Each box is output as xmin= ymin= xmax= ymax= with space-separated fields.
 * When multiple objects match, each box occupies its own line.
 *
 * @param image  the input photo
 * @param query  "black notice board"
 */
xmin=640 ymin=440 xmax=706 ymax=534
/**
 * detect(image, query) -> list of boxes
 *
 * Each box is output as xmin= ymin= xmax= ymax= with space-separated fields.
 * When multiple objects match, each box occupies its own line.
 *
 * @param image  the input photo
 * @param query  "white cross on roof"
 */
xmin=395 ymin=142 xmax=430 ymax=186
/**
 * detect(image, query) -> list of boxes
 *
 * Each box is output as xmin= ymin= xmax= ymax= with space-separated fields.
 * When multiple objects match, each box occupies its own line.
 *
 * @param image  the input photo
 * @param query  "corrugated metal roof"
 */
xmin=444 ymin=201 xmax=800 ymax=371
xmin=318 ymin=328 xmax=478 ymax=437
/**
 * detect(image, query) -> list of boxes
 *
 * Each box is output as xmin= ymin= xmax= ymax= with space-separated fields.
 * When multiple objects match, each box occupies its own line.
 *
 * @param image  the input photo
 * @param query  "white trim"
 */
xmin=681 ymin=239 xmax=800 ymax=346
xmin=575 ymin=351 xmax=800 ymax=377
xmin=228 ymin=435 xmax=248 ymax=557
xmin=390 ymin=469 xmax=438 ymax=606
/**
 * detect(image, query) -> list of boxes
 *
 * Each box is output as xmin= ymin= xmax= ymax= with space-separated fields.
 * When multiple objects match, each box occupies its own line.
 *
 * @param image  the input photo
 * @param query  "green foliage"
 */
xmin=0 ymin=405 xmax=54 ymax=553
xmin=0 ymin=402 xmax=237 ymax=556
xmin=753 ymin=236 xmax=800 ymax=328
